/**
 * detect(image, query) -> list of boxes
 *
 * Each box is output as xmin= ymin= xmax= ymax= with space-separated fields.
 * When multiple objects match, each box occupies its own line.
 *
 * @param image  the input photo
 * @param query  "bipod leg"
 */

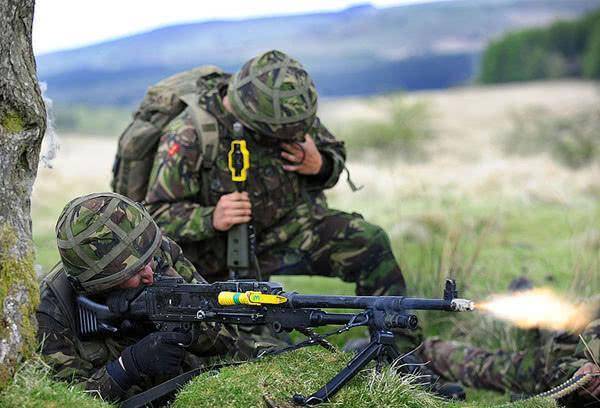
xmin=383 ymin=342 xmax=400 ymax=365
xmin=292 ymin=331 xmax=395 ymax=406
xmin=377 ymin=334 xmax=400 ymax=373
xmin=375 ymin=354 xmax=384 ymax=373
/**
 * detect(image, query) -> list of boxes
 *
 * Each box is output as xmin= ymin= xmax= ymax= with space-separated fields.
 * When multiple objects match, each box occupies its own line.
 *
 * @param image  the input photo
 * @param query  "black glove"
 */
xmin=106 ymin=287 xmax=144 ymax=313
xmin=107 ymin=331 xmax=190 ymax=389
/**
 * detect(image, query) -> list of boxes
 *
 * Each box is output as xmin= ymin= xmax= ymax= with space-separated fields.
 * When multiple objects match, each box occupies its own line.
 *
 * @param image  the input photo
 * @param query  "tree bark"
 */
xmin=0 ymin=0 xmax=46 ymax=385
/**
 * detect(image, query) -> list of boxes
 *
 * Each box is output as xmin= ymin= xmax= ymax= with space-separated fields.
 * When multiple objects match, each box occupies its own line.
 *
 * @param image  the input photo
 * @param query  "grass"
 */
xmin=335 ymin=95 xmax=433 ymax=160
xmin=502 ymin=106 xmax=600 ymax=169
xmin=175 ymin=348 xmax=556 ymax=408
xmin=0 ymin=348 xmax=556 ymax=408
xmin=53 ymin=104 xmax=131 ymax=137
xmin=0 ymin=359 xmax=111 ymax=408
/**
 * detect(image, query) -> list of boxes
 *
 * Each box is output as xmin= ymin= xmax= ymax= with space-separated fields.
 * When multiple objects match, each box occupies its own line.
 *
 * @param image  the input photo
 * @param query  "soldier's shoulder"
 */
xmin=157 ymin=236 xmax=185 ymax=264
xmin=163 ymin=111 xmax=200 ymax=147
xmin=159 ymin=235 xmax=178 ymax=254
xmin=37 ymin=274 xmax=72 ymax=329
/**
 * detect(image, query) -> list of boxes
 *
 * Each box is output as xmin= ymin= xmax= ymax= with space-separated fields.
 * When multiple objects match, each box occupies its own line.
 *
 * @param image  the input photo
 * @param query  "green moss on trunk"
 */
xmin=0 ymin=226 xmax=40 ymax=387
xmin=0 ymin=110 xmax=25 ymax=134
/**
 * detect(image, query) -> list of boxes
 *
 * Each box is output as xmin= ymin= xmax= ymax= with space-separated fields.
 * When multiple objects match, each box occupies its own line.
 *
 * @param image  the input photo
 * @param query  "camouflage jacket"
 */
xmin=144 ymin=77 xmax=346 ymax=275
xmin=36 ymin=236 xmax=240 ymax=402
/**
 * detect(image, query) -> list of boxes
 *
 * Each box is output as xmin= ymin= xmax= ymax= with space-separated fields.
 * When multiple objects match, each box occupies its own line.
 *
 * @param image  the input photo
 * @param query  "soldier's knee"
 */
xmin=346 ymin=215 xmax=389 ymax=244
xmin=360 ymin=222 xmax=393 ymax=253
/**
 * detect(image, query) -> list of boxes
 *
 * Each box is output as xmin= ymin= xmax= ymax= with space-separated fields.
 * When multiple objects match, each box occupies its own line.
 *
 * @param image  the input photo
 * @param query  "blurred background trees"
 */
xmin=480 ymin=10 xmax=600 ymax=82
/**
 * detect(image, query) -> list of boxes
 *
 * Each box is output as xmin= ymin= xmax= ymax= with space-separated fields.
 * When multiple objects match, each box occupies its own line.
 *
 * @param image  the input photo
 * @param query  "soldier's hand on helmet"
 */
xmin=213 ymin=192 xmax=252 ymax=231
xmin=120 ymin=331 xmax=191 ymax=379
xmin=575 ymin=362 xmax=600 ymax=397
xmin=281 ymin=134 xmax=323 ymax=175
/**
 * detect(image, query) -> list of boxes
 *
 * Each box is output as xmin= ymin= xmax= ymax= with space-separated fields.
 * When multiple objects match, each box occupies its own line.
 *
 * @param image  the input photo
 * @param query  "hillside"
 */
xmin=36 ymin=0 xmax=600 ymax=106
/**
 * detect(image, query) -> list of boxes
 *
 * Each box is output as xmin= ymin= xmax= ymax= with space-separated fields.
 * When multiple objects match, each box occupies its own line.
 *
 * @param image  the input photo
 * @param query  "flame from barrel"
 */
xmin=477 ymin=288 xmax=594 ymax=332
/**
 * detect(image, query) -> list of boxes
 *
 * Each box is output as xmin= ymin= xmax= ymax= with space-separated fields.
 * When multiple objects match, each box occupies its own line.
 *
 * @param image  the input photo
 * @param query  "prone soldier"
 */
xmin=36 ymin=192 xmax=268 ymax=402
xmin=420 ymin=314 xmax=600 ymax=406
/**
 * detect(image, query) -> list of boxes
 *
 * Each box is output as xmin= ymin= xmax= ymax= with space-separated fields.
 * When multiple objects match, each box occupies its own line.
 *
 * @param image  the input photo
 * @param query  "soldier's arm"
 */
xmin=305 ymin=118 xmax=346 ymax=190
xmin=36 ymin=311 xmax=128 ymax=401
xmin=144 ymin=114 xmax=217 ymax=242
xmin=575 ymin=362 xmax=600 ymax=397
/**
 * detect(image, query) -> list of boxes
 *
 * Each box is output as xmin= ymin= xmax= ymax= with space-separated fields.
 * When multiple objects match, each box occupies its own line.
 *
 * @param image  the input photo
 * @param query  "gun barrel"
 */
xmin=286 ymin=294 xmax=460 ymax=312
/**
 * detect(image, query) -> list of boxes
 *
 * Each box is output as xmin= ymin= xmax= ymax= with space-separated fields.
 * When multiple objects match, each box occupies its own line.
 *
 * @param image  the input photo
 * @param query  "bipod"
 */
xmin=292 ymin=330 xmax=400 ymax=406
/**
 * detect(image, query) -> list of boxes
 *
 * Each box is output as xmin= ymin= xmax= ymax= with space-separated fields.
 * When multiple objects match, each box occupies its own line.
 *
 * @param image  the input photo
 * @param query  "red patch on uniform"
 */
xmin=168 ymin=143 xmax=180 ymax=157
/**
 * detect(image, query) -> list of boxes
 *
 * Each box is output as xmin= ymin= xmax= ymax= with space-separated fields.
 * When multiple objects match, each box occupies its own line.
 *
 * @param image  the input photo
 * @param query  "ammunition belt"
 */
xmin=504 ymin=373 xmax=600 ymax=406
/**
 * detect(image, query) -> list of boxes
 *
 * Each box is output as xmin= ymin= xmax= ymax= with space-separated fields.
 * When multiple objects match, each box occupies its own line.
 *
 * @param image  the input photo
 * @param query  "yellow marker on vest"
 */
xmin=228 ymin=140 xmax=250 ymax=182
xmin=218 ymin=291 xmax=287 ymax=306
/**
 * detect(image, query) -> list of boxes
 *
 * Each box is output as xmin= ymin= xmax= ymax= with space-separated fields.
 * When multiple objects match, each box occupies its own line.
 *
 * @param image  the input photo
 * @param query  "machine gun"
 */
xmin=77 ymin=277 xmax=474 ymax=406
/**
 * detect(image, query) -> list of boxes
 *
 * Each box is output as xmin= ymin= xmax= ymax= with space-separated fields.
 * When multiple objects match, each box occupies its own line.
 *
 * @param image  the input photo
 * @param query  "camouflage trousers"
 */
xmin=420 ymin=318 xmax=600 ymax=405
xmin=198 ymin=203 xmax=406 ymax=296
xmin=255 ymin=205 xmax=406 ymax=297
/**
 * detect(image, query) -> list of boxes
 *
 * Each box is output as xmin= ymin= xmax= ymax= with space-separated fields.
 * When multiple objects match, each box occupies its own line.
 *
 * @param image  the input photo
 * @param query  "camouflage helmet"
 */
xmin=228 ymin=49 xmax=318 ymax=141
xmin=55 ymin=192 xmax=162 ymax=294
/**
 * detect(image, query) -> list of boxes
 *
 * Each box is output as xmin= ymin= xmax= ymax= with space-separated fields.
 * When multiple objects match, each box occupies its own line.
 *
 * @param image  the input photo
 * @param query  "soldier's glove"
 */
xmin=107 ymin=331 xmax=191 ymax=390
xmin=106 ymin=287 xmax=145 ymax=313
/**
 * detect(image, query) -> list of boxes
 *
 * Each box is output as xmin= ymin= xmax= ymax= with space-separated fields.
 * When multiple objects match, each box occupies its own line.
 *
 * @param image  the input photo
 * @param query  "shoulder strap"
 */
xmin=120 ymin=361 xmax=247 ymax=408
xmin=179 ymin=93 xmax=220 ymax=172
xmin=43 ymin=265 xmax=77 ymax=331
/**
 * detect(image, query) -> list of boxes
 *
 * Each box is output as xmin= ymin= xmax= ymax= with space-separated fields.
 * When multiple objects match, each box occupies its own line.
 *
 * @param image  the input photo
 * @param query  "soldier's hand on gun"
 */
xmin=213 ymin=192 xmax=252 ymax=231
xmin=112 ymin=331 xmax=190 ymax=385
xmin=281 ymin=134 xmax=323 ymax=175
xmin=575 ymin=362 xmax=600 ymax=397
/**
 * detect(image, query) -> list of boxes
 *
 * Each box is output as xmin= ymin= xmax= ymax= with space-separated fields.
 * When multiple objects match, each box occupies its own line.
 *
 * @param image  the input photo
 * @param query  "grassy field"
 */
xmin=15 ymin=80 xmax=600 ymax=407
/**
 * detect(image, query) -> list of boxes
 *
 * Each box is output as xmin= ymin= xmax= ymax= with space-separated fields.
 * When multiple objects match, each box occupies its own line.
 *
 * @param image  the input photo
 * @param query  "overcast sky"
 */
xmin=33 ymin=0 xmax=447 ymax=54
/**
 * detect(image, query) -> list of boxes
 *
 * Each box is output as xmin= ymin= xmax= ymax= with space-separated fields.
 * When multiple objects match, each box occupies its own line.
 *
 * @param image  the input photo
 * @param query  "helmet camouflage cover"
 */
xmin=56 ymin=192 xmax=162 ymax=294
xmin=228 ymin=49 xmax=318 ymax=141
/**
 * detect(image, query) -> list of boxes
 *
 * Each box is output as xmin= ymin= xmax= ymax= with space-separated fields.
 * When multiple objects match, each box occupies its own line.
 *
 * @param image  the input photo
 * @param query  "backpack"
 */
xmin=111 ymin=65 xmax=225 ymax=202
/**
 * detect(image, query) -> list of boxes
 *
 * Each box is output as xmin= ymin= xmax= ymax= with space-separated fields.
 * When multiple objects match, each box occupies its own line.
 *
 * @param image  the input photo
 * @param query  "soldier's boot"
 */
xmin=342 ymin=337 xmax=370 ymax=354
xmin=434 ymin=383 xmax=467 ymax=400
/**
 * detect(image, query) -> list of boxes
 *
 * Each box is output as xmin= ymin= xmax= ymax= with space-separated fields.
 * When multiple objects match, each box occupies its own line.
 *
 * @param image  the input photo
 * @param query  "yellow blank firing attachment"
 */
xmin=228 ymin=140 xmax=250 ymax=182
xmin=218 ymin=291 xmax=288 ymax=306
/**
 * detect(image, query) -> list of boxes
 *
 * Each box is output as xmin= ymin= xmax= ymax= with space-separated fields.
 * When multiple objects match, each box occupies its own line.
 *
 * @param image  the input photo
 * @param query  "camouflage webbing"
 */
xmin=178 ymin=93 xmax=219 ymax=172
xmin=229 ymin=55 xmax=317 ymax=125
xmin=56 ymin=192 xmax=162 ymax=292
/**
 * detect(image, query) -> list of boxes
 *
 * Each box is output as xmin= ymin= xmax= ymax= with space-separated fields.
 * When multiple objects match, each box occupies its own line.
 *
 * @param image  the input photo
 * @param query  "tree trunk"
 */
xmin=0 ymin=0 xmax=46 ymax=386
